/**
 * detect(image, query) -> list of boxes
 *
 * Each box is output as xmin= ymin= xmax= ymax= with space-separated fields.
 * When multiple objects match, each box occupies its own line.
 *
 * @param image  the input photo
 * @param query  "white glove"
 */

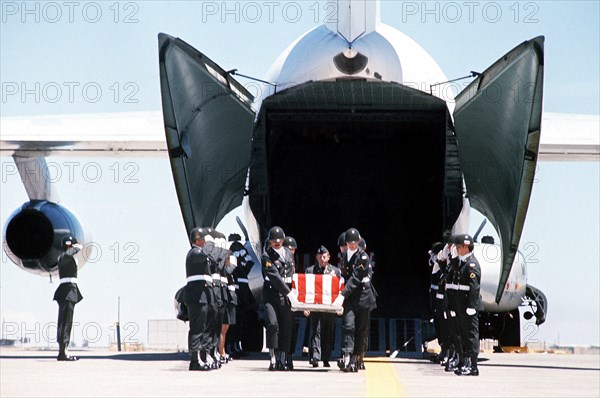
xmin=332 ymin=294 xmax=345 ymax=307
xmin=450 ymin=244 xmax=458 ymax=259
xmin=287 ymin=291 xmax=300 ymax=307
xmin=229 ymin=255 xmax=237 ymax=267
xmin=437 ymin=245 xmax=449 ymax=261
xmin=466 ymin=308 xmax=476 ymax=316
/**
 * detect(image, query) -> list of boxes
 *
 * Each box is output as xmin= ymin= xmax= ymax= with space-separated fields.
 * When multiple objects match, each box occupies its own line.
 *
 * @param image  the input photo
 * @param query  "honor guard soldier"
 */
xmin=442 ymin=239 xmax=461 ymax=372
xmin=262 ymin=226 xmax=299 ymax=371
xmin=305 ymin=246 xmax=341 ymax=368
xmin=184 ymin=227 xmax=214 ymax=371
xmin=283 ymin=235 xmax=298 ymax=370
xmin=217 ymin=232 xmax=237 ymax=364
xmin=450 ymin=234 xmax=482 ymax=376
xmin=333 ymin=228 xmax=377 ymax=372
xmin=54 ymin=236 xmax=83 ymax=361
xmin=428 ymin=242 xmax=447 ymax=364
xmin=203 ymin=228 xmax=232 ymax=368
xmin=337 ymin=232 xmax=347 ymax=276
xmin=229 ymin=234 xmax=254 ymax=356
xmin=284 ymin=236 xmax=297 ymax=256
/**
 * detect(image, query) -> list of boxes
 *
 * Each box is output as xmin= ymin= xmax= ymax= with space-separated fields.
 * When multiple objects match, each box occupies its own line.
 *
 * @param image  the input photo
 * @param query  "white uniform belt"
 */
xmin=234 ymin=284 xmax=240 ymax=289
xmin=59 ymin=277 xmax=78 ymax=284
xmin=228 ymin=285 xmax=236 ymax=291
xmin=265 ymin=276 xmax=292 ymax=284
xmin=211 ymin=273 xmax=220 ymax=281
xmin=447 ymin=283 xmax=470 ymax=291
xmin=237 ymin=278 xmax=249 ymax=283
xmin=187 ymin=275 xmax=213 ymax=283
xmin=436 ymin=293 xmax=444 ymax=299
xmin=430 ymin=284 xmax=439 ymax=290
xmin=361 ymin=277 xmax=370 ymax=283
xmin=220 ymin=277 xmax=228 ymax=283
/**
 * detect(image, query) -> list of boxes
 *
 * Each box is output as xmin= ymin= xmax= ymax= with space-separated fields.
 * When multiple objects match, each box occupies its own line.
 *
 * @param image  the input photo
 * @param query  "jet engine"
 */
xmin=3 ymin=200 xmax=89 ymax=276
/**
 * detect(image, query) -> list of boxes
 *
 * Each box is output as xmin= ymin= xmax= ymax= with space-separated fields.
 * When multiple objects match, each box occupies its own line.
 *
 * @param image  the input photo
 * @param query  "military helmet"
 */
xmin=61 ymin=235 xmax=77 ymax=251
xmin=358 ymin=238 xmax=366 ymax=250
xmin=337 ymin=232 xmax=346 ymax=247
xmin=189 ymin=227 xmax=208 ymax=243
xmin=267 ymin=226 xmax=285 ymax=242
xmin=344 ymin=228 xmax=361 ymax=243
xmin=284 ymin=236 xmax=297 ymax=250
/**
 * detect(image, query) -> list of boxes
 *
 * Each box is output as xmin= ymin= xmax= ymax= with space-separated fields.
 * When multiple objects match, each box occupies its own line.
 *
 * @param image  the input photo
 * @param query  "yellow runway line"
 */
xmin=365 ymin=358 xmax=405 ymax=397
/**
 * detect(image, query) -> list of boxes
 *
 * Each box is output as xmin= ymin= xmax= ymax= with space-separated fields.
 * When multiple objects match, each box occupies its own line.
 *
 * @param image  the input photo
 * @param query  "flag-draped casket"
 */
xmin=291 ymin=273 xmax=344 ymax=313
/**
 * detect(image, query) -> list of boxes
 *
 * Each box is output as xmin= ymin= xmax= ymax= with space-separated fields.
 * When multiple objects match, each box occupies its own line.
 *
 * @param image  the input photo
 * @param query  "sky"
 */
xmin=1 ymin=1 xmax=599 ymax=348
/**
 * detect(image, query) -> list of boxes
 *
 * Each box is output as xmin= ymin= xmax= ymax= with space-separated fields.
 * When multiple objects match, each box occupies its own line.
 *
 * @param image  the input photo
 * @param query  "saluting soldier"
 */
xmin=451 ymin=234 xmax=482 ymax=376
xmin=262 ymin=226 xmax=299 ymax=371
xmin=428 ymin=241 xmax=447 ymax=364
xmin=228 ymin=234 xmax=254 ymax=356
xmin=305 ymin=246 xmax=341 ymax=368
xmin=184 ymin=228 xmax=214 ymax=371
xmin=54 ymin=236 xmax=83 ymax=361
xmin=333 ymin=228 xmax=377 ymax=373
xmin=443 ymin=239 xmax=462 ymax=372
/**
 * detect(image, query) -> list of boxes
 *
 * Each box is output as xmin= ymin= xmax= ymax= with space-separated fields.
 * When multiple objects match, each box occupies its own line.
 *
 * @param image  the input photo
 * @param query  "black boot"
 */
xmin=358 ymin=354 xmax=365 ymax=370
xmin=57 ymin=343 xmax=78 ymax=361
xmin=342 ymin=355 xmax=357 ymax=373
xmin=268 ymin=349 xmax=277 ymax=371
xmin=276 ymin=351 xmax=287 ymax=371
xmin=445 ymin=352 xmax=458 ymax=372
xmin=463 ymin=357 xmax=479 ymax=376
xmin=455 ymin=357 xmax=472 ymax=376
xmin=285 ymin=352 xmax=294 ymax=371
xmin=338 ymin=354 xmax=350 ymax=371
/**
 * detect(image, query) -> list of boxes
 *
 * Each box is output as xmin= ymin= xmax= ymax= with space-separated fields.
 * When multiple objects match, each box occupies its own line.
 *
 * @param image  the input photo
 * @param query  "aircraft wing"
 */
xmin=158 ymin=33 xmax=255 ymax=233
xmin=453 ymin=36 xmax=544 ymax=303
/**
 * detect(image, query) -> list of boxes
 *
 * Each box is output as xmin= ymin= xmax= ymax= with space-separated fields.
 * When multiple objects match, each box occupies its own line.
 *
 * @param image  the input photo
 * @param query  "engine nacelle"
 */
xmin=3 ymin=200 xmax=88 ymax=276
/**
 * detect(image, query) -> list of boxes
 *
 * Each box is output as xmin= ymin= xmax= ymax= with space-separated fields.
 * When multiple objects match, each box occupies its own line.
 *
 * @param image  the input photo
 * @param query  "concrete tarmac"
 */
xmin=1 ymin=348 xmax=599 ymax=397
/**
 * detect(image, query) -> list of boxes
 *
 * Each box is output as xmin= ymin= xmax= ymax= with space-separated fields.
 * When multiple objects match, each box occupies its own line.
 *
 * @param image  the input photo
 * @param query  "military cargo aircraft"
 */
xmin=3 ymin=0 xmax=598 ymax=351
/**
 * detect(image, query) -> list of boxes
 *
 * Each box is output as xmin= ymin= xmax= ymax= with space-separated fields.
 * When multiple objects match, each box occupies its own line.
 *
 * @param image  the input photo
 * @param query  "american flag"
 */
xmin=291 ymin=273 xmax=344 ymax=313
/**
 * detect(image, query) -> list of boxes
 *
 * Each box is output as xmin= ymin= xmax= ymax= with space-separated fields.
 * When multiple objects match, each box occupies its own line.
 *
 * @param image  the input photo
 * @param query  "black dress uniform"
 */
xmin=184 ymin=236 xmax=215 ymax=371
xmin=444 ymin=250 xmax=462 ymax=371
xmin=54 ymin=237 xmax=83 ymax=361
xmin=452 ymin=244 xmax=482 ymax=375
xmin=262 ymin=244 xmax=295 ymax=370
xmin=428 ymin=242 xmax=448 ymax=363
xmin=229 ymin=240 xmax=255 ymax=354
xmin=203 ymin=238 xmax=230 ymax=368
xmin=338 ymin=245 xmax=377 ymax=372
xmin=305 ymin=254 xmax=341 ymax=367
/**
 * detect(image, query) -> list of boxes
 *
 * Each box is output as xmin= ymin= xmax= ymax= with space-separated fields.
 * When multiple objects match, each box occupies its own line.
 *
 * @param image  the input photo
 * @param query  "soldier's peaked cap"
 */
xmin=61 ymin=235 xmax=77 ymax=250
xmin=430 ymin=241 xmax=445 ymax=254
xmin=317 ymin=245 xmax=329 ymax=254
xmin=455 ymin=234 xmax=473 ymax=246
